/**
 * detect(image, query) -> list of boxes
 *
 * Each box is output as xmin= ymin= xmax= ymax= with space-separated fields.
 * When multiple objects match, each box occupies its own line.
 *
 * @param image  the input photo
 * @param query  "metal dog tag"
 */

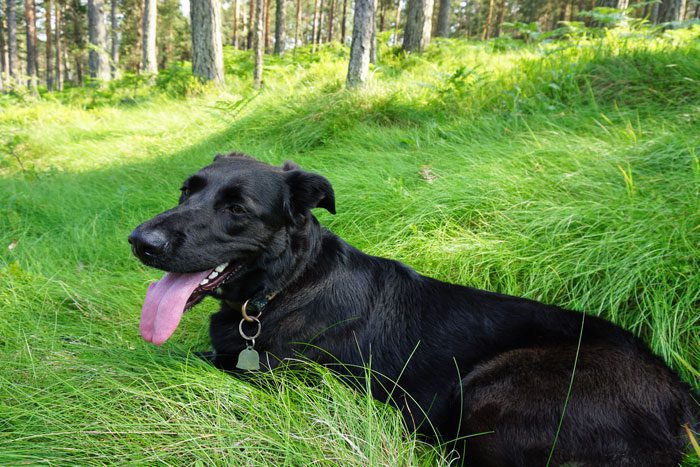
xmin=236 ymin=345 xmax=260 ymax=371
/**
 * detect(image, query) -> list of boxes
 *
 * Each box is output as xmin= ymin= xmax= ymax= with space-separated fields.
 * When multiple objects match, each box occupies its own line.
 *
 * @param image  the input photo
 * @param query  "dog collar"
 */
xmin=232 ymin=290 xmax=278 ymax=371
xmin=239 ymin=291 xmax=278 ymax=322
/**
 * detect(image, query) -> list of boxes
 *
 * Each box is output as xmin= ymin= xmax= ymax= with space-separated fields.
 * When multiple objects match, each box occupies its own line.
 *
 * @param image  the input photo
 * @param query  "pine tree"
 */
xmin=142 ymin=0 xmax=157 ymax=73
xmin=436 ymin=0 xmax=451 ymax=37
xmin=191 ymin=0 xmax=225 ymax=83
xmin=274 ymin=0 xmax=285 ymax=54
xmin=47 ymin=0 xmax=54 ymax=90
xmin=403 ymin=0 xmax=434 ymax=52
xmin=253 ymin=0 xmax=263 ymax=87
xmin=88 ymin=0 xmax=111 ymax=80
xmin=347 ymin=0 xmax=374 ymax=86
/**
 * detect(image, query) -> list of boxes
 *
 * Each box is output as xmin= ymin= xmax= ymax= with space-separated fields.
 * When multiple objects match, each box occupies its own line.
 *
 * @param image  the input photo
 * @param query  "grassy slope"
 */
xmin=1 ymin=31 xmax=699 ymax=464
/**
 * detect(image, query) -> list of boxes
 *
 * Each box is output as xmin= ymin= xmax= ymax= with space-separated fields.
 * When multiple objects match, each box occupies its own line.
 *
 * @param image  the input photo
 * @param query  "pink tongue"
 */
xmin=140 ymin=270 xmax=213 ymax=346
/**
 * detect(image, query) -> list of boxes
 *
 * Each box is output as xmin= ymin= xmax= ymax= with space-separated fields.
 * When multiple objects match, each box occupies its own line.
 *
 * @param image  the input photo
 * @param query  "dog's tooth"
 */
xmin=200 ymin=278 xmax=209 ymax=286
xmin=209 ymin=271 xmax=219 ymax=279
xmin=215 ymin=263 xmax=228 ymax=273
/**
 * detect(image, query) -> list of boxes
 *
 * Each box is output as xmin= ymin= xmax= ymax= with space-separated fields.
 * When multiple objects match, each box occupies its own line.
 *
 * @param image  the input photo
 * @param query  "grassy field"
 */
xmin=1 ymin=29 xmax=699 ymax=464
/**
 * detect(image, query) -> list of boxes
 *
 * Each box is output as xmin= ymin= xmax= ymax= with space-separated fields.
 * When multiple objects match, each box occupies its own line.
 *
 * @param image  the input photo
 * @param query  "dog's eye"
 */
xmin=228 ymin=204 xmax=246 ymax=214
xmin=180 ymin=187 xmax=190 ymax=196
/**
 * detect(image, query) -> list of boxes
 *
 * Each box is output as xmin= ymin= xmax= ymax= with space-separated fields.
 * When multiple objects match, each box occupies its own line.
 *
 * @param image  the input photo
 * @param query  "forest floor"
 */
xmin=1 ymin=30 xmax=699 ymax=464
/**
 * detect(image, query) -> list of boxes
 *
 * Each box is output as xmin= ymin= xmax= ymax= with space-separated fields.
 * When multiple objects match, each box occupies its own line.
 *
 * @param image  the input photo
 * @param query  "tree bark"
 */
xmin=142 ymin=0 xmax=157 ymax=74
xmin=494 ymin=0 xmax=505 ymax=37
xmin=393 ymin=0 xmax=402 ymax=45
xmin=47 ymin=0 xmax=54 ymax=90
xmin=370 ymin=0 xmax=377 ymax=63
xmin=311 ymin=0 xmax=320 ymax=51
xmin=232 ymin=0 xmax=239 ymax=47
xmin=403 ymin=0 xmax=433 ymax=52
xmin=56 ymin=0 xmax=64 ymax=90
xmin=327 ymin=0 xmax=335 ymax=41
xmin=25 ymin=0 xmax=38 ymax=89
xmin=88 ymin=0 xmax=111 ymax=80
xmin=110 ymin=0 xmax=119 ymax=77
xmin=6 ymin=0 xmax=17 ymax=79
xmin=253 ymin=0 xmax=263 ymax=87
xmin=247 ymin=0 xmax=255 ymax=48
xmin=482 ymin=0 xmax=495 ymax=39
xmin=274 ymin=0 xmax=285 ymax=54
xmin=436 ymin=0 xmax=450 ymax=37
xmin=0 ymin=0 xmax=9 ymax=92
xmin=346 ymin=0 xmax=374 ymax=87
xmin=264 ymin=0 xmax=271 ymax=52
xmin=379 ymin=0 xmax=385 ymax=30
xmin=294 ymin=0 xmax=301 ymax=48
xmin=340 ymin=0 xmax=348 ymax=44
xmin=0 ymin=1 xmax=5 ymax=92
xmin=316 ymin=0 xmax=324 ymax=45
xmin=191 ymin=0 xmax=225 ymax=83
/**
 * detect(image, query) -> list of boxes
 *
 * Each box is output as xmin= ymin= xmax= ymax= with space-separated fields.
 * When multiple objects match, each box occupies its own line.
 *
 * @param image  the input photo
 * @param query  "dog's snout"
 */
xmin=128 ymin=228 xmax=168 ymax=260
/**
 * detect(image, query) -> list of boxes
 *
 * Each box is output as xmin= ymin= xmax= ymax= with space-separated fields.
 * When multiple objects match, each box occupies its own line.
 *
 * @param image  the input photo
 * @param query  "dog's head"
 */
xmin=129 ymin=153 xmax=335 ymax=345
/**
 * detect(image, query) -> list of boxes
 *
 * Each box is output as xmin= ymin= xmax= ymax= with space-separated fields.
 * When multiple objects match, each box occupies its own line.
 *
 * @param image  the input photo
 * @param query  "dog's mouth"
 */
xmin=139 ymin=262 xmax=242 ymax=346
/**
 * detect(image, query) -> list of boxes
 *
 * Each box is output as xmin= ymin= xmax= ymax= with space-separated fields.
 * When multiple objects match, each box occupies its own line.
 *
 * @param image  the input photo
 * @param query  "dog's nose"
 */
xmin=128 ymin=228 xmax=168 ymax=260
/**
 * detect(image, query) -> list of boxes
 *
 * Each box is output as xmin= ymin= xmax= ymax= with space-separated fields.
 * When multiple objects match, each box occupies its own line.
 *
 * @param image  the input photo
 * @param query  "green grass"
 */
xmin=1 ymin=30 xmax=699 ymax=464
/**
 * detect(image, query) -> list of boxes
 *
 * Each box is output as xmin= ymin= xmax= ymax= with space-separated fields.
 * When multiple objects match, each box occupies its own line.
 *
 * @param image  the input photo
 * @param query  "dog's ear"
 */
xmin=282 ymin=160 xmax=301 ymax=171
xmin=284 ymin=169 xmax=336 ymax=221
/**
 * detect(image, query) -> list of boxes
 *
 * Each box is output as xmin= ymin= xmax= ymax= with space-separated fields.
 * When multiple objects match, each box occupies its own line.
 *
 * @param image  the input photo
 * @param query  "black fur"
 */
xmin=130 ymin=153 xmax=697 ymax=466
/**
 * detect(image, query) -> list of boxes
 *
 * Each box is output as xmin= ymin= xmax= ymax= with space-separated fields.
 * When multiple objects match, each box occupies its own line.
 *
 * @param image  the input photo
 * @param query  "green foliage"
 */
xmin=156 ymin=62 xmax=206 ymax=97
xmin=0 ymin=32 xmax=699 ymax=464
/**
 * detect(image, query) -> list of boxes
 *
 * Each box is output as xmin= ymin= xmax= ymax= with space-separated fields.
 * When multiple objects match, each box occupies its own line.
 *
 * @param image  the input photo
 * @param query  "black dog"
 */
xmin=129 ymin=153 xmax=697 ymax=466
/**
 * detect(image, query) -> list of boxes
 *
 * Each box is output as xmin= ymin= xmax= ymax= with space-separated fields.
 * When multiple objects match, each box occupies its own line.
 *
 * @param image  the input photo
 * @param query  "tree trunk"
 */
xmin=393 ymin=0 xmax=402 ymax=45
xmin=142 ymin=0 xmax=157 ymax=74
xmin=25 ymin=0 xmax=38 ymax=89
xmin=311 ymin=0 xmax=320 ymax=51
xmin=88 ymin=0 xmax=111 ymax=80
xmin=0 ymin=2 xmax=5 ymax=92
xmin=340 ymin=0 xmax=348 ymax=44
xmin=494 ymin=0 xmax=505 ymax=37
xmin=264 ymin=0 xmax=271 ymax=52
xmin=46 ymin=0 xmax=54 ymax=90
xmin=110 ymin=0 xmax=119 ymax=77
xmin=0 ymin=0 xmax=9 ymax=92
xmin=370 ymin=0 xmax=377 ymax=63
xmin=274 ymin=0 xmax=285 ymax=54
xmin=436 ymin=0 xmax=450 ymax=37
xmin=56 ymin=0 xmax=63 ymax=90
xmin=346 ymin=0 xmax=374 ymax=87
xmin=327 ymin=0 xmax=335 ymax=41
xmin=253 ymin=0 xmax=263 ymax=87
xmin=482 ymin=0 xmax=495 ymax=39
xmin=294 ymin=0 xmax=301 ymax=48
xmin=191 ymin=0 xmax=225 ymax=83
xmin=316 ymin=0 xmax=324 ymax=44
xmin=247 ymin=0 xmax=255 ymax=48
xmin=403 ymin=0 xmax=433 ymax=52
xmin=68 ymin=0 xmax=84 ymax=84
xmin=240 ymin=0 xmax=247 ymax=48
xmin=6 ymin=0 xmax=17 ymax=79
xmin=379 ymin=0 xmax=385 ymax=30
xmin=232 ymin=0 xmax=239 ymax=47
